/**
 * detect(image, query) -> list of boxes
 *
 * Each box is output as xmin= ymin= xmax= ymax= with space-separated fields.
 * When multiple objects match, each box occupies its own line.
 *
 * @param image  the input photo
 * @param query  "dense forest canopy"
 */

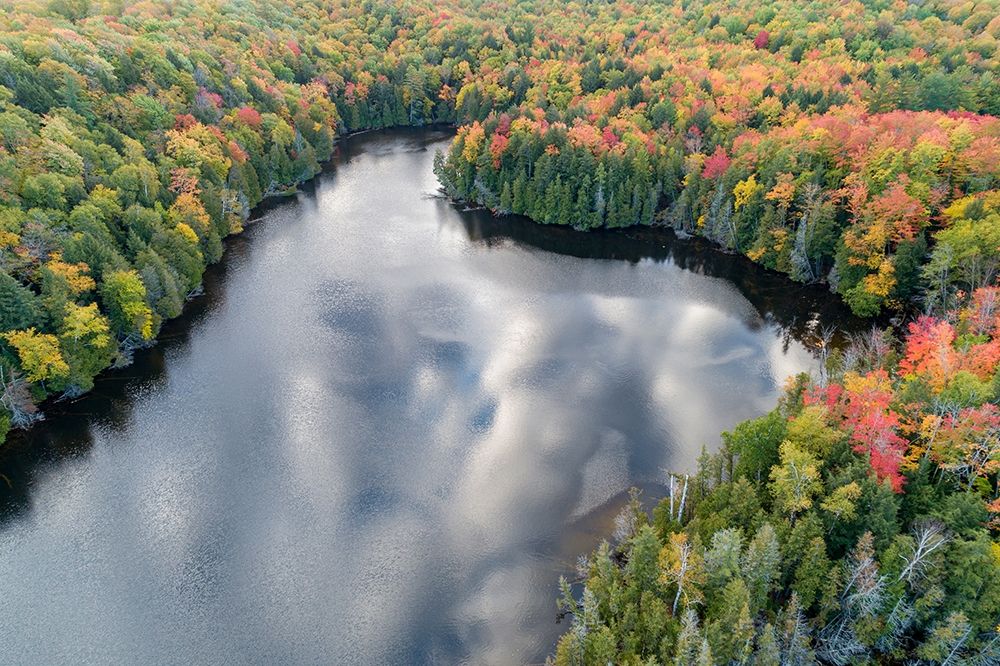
xmin=0 ymin=0 xmax=998 ymax=437
xmin=552 ymin=291 xmax=1000 ymax=664
xmin=1 ymin=0 xmax=1000 ymax=662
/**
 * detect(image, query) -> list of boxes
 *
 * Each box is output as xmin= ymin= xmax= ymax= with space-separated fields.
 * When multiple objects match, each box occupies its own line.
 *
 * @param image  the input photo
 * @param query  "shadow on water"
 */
xmin=0 ymin=126 xmax=868 ymax=530
xmin=0 ymin=230 xmax=254 ymax=523
xmin=455 ymin=209 xmax=870 ymax=347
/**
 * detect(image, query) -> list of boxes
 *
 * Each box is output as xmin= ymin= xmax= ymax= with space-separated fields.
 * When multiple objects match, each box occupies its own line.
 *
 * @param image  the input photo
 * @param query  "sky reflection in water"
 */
xmin=0 ymin=129 xmax=861 ymax=664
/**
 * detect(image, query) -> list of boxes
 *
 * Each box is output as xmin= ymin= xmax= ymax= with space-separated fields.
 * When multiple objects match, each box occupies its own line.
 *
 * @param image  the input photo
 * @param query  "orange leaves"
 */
xmin=460 ymin=122 xmax=485 ymax=163
xmin=44 ymin=253 xmax=95 ymax=296
xmin=866 ymin=177 xmax=929 ymax=243
xmin=930 ymin=404 xmax=1000 ymax=488
xmin=168 ymin=192 xmax=211 ymax=238
xmin=961 ymin=287 xmax=1000 ymax=337
xmin=899 ymin=316 xmax=957 ymax=389
xmin=169 ymin=168 xmax=200 ymax=196
xmin=899 ymin=306 xmax=1000 ymax=390
xmin=567 ymin=123 xmax=603 ymax=151
xmin=765 ymin=174 xmax=795 ymax=209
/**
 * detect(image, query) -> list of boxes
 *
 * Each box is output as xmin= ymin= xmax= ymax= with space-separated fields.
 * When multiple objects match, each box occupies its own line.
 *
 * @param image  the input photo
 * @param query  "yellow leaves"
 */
xmin=746 ymin=247 xmax=766 ymax=261
xmin=696 ymin=214 xmax=706 ymax=229
xmin=769 ymin=440 xmax=822 ymax=517
xmin=175 ymin=223 xmax=200 ymax=245
xmin=0 ymin=230 xmax=18 ymax=249
xmin=843 ymin=369 xmax=894 ymax=396
xmin=942 ymin=191 xmax=1000 ymax=224
xmin=658 ymin=531 xmax=706 ymax=609
xmin=771 ymin=227 xmax=789 ymax=253
xmin=758 ymin=96 xmax=784 ymax=123
xmin=168 ymin=193 xmax=211 ymax=237
xmin=820 ymin=481 xmax=862 ymax=520
xmin=166 ymin=124 xmax=232 ymax=180
xmin=809 ymin=127 xmax=831 ymax=143
xmin=102 ymin=270 xmax=155 ymax=341
xmin=682 ymin=153 xmax=705 ymax=185
xmin=733 ymin=174 xmax=761 ymax=211
xmin=947 ymin=122 xmax=976 ymax=153
xmin=44 ymin=253 xmax=95 ymax=295
xmin=461 ymin=122 xmax=485 ymax=163
xmin=3 ymin=328 xmax=69 ymax=383
xmin=862 ymin=258 xmax=896 ymax=298
xmin=60 ymin=303 xmax=112 ymax=350
xmin=786 ymin=405 xmax=841 ymax=456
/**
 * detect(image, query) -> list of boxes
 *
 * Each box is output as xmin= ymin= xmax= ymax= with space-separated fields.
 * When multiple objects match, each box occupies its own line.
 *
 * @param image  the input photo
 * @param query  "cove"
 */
xmin=0 ymin=128 xmax=862 ymax=664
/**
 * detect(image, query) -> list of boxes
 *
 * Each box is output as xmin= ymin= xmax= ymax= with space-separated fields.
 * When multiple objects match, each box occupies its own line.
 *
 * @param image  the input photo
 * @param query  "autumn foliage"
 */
xmin=554 ymin=289 xmax=1000 ymax=664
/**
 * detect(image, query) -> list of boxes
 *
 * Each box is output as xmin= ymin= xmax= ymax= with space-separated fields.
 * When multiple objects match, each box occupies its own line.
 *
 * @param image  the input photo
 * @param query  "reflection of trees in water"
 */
xmin=0 ymin=232 xmax=255 ymax=523
xmin=452 ymin=205 xmax=870 ymax=349
xmin=0 ymin=128 xmax=869 ymax=531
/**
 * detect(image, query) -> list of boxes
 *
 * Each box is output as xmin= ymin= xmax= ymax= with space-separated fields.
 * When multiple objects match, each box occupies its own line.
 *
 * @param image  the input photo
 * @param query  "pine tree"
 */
xmin=753 ymin=623 xmax=781 ymax=666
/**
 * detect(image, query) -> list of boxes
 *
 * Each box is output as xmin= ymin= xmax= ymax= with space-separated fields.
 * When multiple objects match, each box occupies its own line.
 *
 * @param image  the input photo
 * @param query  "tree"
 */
xmin=0 ymin=272 xmax=41 ymax=332
xmin=769 ymin=441 xmax=822 ymax=521
xmin=673 ymin=608 xmax=702 ymax=665
xmin=753 ymin=623 xmax=780 ymax=666
xmin=58 ymin=302 xmax=115 ymax=393
xmin=742 ymin=523 xmax=780 ymax=612
xmin=706 ymin=578 xmax=754 ymax=663
xmin=660 ymin=532 xmax=705 ymax=614
xmin=100 ymin=270 xmax=154 ymax=341
xmin=725 ymin=409 xmax=786 ymax=483
xmin=3 ymin=328 xmax=69 ymax=385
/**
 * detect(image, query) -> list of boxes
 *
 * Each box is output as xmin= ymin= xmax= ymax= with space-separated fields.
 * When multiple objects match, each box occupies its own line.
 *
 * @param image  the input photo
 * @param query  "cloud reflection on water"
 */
xmin=0 ymin=130 xmax=847 ymax=665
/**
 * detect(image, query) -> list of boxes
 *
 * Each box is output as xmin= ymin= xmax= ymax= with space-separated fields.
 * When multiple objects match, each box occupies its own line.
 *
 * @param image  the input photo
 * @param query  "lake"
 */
xmin=0 ymin=129 xmax=861 ymax=664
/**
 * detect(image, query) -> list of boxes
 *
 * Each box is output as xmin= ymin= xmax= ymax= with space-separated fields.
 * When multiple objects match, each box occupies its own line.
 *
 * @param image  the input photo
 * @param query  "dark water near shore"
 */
xmin=0 ymin=129 xmax=862 ymax=664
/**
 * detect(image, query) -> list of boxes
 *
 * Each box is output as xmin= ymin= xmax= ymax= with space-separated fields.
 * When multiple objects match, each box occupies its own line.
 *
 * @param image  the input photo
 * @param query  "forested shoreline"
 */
xmin=1 ymin=0 xmax=1000 ymax=663
xmin=2 ymin=0 xmax=998 ymax=436
xmin=552 ymin=293 xmax=1000 ymax=663
xmin=0 ymin=0 xmax=492 ymax=442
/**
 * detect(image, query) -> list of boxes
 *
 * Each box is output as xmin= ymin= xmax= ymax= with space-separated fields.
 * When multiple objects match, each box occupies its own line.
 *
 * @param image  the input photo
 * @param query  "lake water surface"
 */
xmin=0 ymin=129 xmax=861 ymax=664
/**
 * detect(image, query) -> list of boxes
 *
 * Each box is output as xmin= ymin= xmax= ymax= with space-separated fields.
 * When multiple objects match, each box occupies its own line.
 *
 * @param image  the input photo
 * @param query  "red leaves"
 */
xmin=169 ymin=168 xmax=200 ymax=196
xmin=174 ymin=113 xmax=198 ymax=130
xmin=800 ymin=287 xmax=1000 ymax=492
xmin=842 ymin=371 xmax=908 ymax=492
xmin=227 ymin=140 xmax=249 ymax=164
xmin=701 ymin=146 xmax=731 ymax=180
xmin=196 ymin=89 xmax=224 ymax=110
xmin=602 ymin=126 xmax=620 ymax=149
xmin=235 ymin=106 xmax=263 ymax=128
xmin=496 ymin=113 xmax=512 ymax=136
xmin=488 ymin=133 xmax=509 ymax=168
xmin=807 ymin=372 xmax=907 ymax=492
xmin=753 ymin=30 xmax=769 ymax=49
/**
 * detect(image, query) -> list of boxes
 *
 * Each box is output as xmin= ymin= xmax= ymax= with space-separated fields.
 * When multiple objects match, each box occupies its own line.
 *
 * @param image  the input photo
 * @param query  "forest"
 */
xmin=1 ymin=0 xmax=999 ymax=662
xmin=552 ymin=290 xmax=1000 ymax=663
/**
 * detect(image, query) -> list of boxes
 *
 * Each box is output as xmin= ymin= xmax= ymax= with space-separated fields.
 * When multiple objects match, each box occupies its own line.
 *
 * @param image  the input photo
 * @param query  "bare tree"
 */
xmin=898 ymin=521 xmax=950 ymax=585
xmin=0 ymin=365 xmax=42 ymax=428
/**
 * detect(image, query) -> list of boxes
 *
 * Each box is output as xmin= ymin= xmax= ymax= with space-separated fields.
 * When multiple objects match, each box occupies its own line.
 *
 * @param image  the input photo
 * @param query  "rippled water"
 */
xmin=0 ymin=129 xmax=862 ymax=664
